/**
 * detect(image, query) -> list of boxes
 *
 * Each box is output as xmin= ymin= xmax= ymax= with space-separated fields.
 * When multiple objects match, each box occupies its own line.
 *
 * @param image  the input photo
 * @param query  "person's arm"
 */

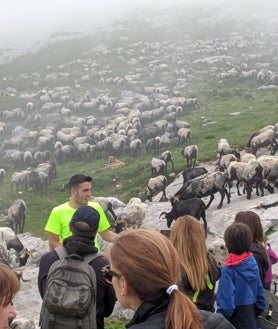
xmin=255 ymin=274 xmax=266 ymax=314
xmin=99 ymin=229 xmax=118 ymax=243
xmin=216 ymin=267 xmax=235 ymax=319
xmin=267 ymin=244 xmax=278 ymax=265
xmin=48 ymin=232 xmax=61 ymax=250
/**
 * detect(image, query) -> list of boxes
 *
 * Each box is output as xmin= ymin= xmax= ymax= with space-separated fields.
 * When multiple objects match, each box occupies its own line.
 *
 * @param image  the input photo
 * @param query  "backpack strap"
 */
xmin=55 ymin=246 xmax=103 ymax=263
xmin=192 ymin=275 xmax=213 ymax=303
xmin=83 ymin=252 xmax=104 ymax=264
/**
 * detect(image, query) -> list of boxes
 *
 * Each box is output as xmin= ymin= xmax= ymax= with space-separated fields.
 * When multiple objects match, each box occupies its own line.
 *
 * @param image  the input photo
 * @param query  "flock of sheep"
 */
xmin=144 ymin=123 xmax=278 ymax=237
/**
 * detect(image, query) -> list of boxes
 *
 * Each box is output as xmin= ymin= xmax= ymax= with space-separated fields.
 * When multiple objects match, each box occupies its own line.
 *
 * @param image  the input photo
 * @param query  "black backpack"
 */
xmin=40 ymin=246 xmax=101 ymax=329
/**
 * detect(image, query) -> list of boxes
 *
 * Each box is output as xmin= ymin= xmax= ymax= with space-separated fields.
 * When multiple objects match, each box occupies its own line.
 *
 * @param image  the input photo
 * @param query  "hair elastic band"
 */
xmin=166 ymin=284 xmax=178 ymax=295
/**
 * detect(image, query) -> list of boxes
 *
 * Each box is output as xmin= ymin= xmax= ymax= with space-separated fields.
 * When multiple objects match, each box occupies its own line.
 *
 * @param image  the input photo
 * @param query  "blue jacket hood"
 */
xmin=232 ymin=256 xmax=259 ymax=283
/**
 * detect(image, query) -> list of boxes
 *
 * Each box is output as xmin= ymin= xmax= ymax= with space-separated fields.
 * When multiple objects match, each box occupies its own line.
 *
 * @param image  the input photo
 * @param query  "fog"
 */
xmin=1 ymin=0 xmax=277 ymax=51
xmin=1 ymin=0 xmax=188 ymax=49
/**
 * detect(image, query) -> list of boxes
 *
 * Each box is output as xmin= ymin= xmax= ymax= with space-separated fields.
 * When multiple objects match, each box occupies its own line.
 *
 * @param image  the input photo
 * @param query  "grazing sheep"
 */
xmin=241 ymin=153 xmax=256 ymax=163
xmin=217 ymin=139 xmax=240 ymax=161
xmin=0 ymin=168 xmax=6 ymax=183
xmin=7 ymin=199 xmax=27 ymax=234
xmin=217 ymin=138 xmax=231 ymax=156
xmin=124 ymin=197 xmax=146 ymax=229
xmin=227 ymin=161 xmax=264 ymax=199
xmin=218 ymin=153 xmax=238 ymax=171
xmin=146 ymin=137 xmax=160 ymax=155
xmin=181 ymin=145 xmax=198 ymax=168
xmin=175 ymin=171 xmax=230 ymax=209
xmin=0 ymin=227 xmax=24 ymax=252
xmin=129 ymin=138 xmax=142 ymax=157
xmin=160 ymin=196 xmax=207 ymax=236
xmin=177 ymin=127 xmax=191 ymax=144
xmin=160 ymin=150 xmax=174 ymax=172
xmin=181 ymin=167 xmax=208 ymax=185
xmin=11 ymin=170 xmax=31 ymax=191
xmin=150 ymin=157 xmax=166 ymax=177
xmin=257 ymin=155 xmax=278 ymax=188
xmin=0 ymin=227 xmax=27 ymax=266
xmin=146 ymin=175 xmax=168 ymax=201
xmin=248 ymin=129 xmax=276 ymax=154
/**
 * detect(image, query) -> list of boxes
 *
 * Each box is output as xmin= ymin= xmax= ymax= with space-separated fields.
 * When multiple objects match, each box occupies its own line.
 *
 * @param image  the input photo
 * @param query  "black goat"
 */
xmin=160 ymin=197 xmax=207 ymax=236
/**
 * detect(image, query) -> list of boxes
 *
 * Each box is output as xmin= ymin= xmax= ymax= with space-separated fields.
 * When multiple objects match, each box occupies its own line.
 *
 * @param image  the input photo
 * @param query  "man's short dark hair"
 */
xmin=224 ymin=222 xmax=252 ymax=254
xmin=68 ymin=174 xmax=92 ymax=189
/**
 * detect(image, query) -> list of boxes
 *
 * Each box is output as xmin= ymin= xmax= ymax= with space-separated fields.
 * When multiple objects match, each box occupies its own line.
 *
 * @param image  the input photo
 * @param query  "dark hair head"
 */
xmin=69 ymin=205 xmax=99 ymax=239
xmin=224 ymin=222 xmax=252 ymax=254
xmin=234 ymin=210 xmax=264 ymax=243
xmin=68 ymin=174 xmax=92 ymax=189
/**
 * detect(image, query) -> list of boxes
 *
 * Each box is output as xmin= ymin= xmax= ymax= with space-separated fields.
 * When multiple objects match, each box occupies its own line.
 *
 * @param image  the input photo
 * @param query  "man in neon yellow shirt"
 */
xmin=45 ymin=174 xmax=118 ymax=250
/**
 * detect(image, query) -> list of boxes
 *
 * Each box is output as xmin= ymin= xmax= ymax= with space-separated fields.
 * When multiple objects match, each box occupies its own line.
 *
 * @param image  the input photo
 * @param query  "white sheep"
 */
xmin=151 ymin=158 xmax=166 ymax=177
xmin=0 ymin=168 xmax=6 ymax=184
xmin=7 ymin=199 xmax=27 ymax=234
xmin=257 ymin=155 xmax=278 ymax=185
xmin=125 ymin=197 xmax=146 ymax=229
xmin=241 ymin=153 xmax=256 ymax=163
xmin=161 ymin=150 xmax=174 ymax=172
xmin=181 ymin=145 xmax=198 ymax=168
xmin=218 ymin=153 xmax=238 ymax=171
xmin=177 ymin=127 xmax=192 ymax=144
xmin=227 ymin=161 xmax=264 ymax=199
xmin=249 ymin=129 xmax=276 ymax=154
xmin=146 ymin=175 xmax=168 ymax=202
xmin=217 ymin=138 xmax=232 ymax=158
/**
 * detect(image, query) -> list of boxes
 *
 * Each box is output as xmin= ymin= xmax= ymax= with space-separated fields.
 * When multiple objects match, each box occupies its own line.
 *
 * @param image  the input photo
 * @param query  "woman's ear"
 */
xmin=121 ymin=276 xmax=131 ymax=296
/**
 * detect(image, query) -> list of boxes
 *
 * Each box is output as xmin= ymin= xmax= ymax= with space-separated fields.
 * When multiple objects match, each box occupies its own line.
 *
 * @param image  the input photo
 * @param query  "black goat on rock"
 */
xmin=160 ymin=196 xmax=207 ymax=237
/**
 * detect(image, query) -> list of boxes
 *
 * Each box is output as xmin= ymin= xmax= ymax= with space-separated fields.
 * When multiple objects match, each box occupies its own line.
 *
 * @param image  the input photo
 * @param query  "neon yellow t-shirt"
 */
xmin=44 ymin=201 xmax=110 ymax=250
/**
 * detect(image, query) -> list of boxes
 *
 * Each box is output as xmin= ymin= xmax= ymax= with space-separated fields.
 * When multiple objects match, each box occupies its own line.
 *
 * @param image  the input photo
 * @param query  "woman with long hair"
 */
xmin=234 ymin=210 xmax=269 ymax=287
xmin=104 ymin=228 xmax=202 ymax=329
xmin=170 ymin=215 xmax=220 ymax=312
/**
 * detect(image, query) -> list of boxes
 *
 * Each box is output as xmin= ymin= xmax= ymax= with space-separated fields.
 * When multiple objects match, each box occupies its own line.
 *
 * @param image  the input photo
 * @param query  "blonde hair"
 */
xmin=170 ymin=215 xmax=208 ymax=291
xmin=0 ymin=264 xmax=20 ymax=308
xmin=109 ymin=229 xmax=202 ymax=329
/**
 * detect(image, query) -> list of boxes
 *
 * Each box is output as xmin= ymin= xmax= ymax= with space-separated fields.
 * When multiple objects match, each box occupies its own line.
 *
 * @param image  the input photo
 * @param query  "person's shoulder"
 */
xmin=88 ymin=201 xmax=104 ymax=210
xmin=200 ymin=310 xmax=235 ymax=329
xmin=39 ymin=249 xmax=59 ymax=266
xmin=88 ymin=201 xmax=108 ymax=218
xmin=51 ymin=201 xmax=71 ymax=212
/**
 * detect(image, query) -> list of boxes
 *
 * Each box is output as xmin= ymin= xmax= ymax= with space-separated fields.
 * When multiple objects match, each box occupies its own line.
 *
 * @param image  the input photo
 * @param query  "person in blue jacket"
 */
xmin=216 ymin=222 xmax=265 ymax=329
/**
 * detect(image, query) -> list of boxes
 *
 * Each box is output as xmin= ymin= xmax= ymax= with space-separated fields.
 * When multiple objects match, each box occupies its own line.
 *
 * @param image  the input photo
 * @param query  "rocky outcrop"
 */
xmin=12 ymin=163 xmax=278 ymax=327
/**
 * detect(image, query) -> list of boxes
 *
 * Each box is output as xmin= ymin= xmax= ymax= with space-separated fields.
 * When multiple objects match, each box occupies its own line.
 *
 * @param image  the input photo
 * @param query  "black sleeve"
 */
xmin=91 ymin=256 xmax=116 ymax=323
xmin=252 ymin=249 xmax=269 ymax=285
xmin=37 ymin=251 xmax=59 ymax=299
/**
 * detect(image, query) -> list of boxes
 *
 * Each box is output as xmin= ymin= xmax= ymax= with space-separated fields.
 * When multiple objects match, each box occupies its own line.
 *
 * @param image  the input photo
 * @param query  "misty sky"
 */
xmin=1 ymin=0 xmax=189 ymax=49
xmin=1 ymin=0 xmax=274 ymax=50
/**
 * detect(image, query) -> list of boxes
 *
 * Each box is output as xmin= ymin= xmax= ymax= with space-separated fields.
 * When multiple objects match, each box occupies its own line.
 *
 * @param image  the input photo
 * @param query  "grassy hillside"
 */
xmin=0 ymin=86 xmax=277 ymax=239
xmin=0 ymin=8 xmax=277 ymax=239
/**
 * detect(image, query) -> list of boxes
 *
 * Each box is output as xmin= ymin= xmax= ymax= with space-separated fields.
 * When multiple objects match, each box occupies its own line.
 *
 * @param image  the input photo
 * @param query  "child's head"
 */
xmin=234 ymin=210 xmax=264 ymax=243
xmin=224 ymin=222 xmax=252 ymax=254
